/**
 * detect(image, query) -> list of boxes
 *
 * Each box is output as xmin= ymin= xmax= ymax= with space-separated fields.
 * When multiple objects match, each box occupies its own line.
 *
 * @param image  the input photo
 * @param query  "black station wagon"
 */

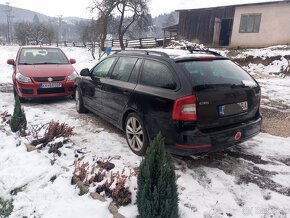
xmin=75 ymin=49 xmax=262 ymax=156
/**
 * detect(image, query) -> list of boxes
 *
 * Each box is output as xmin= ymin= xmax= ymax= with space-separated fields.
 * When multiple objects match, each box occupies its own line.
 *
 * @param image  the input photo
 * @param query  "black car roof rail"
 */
xmin=115 ymin=49 xmax=170 ymax=58
xmin=186 ymin=45 xmax=222 ymax=56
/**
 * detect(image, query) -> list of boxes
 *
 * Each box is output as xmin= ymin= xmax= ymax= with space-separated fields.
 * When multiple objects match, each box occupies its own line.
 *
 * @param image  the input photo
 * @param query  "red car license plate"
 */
xmin=40 ymin=83 xmax=62 ymax=88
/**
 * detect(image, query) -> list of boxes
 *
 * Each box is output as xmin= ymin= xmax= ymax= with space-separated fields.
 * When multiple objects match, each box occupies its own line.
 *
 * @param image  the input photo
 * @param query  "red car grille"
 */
xmin=33 ymin=76 xmax=65 ymax=82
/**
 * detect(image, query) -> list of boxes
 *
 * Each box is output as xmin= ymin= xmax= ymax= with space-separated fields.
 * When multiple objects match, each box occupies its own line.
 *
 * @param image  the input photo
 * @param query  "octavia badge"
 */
xmin=48 ymin=77 xmax=53 ymax=82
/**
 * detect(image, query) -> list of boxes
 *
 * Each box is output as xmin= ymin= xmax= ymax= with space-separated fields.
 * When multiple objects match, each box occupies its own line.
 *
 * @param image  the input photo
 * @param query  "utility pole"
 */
xmin=5 ymin=2 xmax=12 ymax=44
xmin=5 ymin=2 xmax=14 ymax=44
xmin=57 ymin=15 xmax=63 ymax=46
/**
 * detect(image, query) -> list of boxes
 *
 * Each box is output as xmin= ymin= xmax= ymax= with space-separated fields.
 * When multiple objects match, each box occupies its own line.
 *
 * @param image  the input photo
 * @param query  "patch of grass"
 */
xmin=49 ymin=175 xmax=57 ymax=183
xmin=226 ymin=49 xmax=247 ymax=58
xmin=0 ymin=197 xmax=13 ymax=218
xmin=270 ymin=46 xmax=290 ymax=51
xmin=10 ymin=186 xmax=26 ymax=196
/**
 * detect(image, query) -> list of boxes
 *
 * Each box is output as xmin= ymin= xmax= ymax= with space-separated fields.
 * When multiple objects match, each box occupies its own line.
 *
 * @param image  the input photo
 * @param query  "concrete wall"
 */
xmin=230 ymin=2 xmax=290 ymax=48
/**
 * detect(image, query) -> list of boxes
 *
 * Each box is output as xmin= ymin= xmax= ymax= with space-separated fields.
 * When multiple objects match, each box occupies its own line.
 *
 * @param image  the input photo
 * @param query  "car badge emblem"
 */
xmin=48 ymin=77 xmax=53 ymax=82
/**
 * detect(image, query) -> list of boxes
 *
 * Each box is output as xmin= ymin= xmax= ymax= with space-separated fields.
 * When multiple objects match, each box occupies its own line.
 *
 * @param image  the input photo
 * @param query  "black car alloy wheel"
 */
xmin=75 ymin=87 xmax=87 ymax=113
xmin=125 ymin=113 xmax=148 ymax=156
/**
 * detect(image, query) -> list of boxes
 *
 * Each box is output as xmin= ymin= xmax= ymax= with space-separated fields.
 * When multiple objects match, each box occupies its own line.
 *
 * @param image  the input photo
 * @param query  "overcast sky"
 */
xmin=0 ymin=0 xmax=280 ymax=18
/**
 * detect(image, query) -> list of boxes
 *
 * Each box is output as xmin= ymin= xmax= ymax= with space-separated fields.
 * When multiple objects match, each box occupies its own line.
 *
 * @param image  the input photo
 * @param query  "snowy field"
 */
xmin=0 ymin=45 xmax=290 ymax=218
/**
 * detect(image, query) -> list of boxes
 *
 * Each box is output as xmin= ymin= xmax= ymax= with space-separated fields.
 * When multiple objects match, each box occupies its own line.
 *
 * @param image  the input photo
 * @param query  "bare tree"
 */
xmin=30 ymin=23 xmax=49 ymax=45
xmin=89 ymin=0 xmax=119 ymax=50
xmin=14 ymin=22 xmax=56 ymax=45
xmin=86 ymin=19 xmax=103 ymax=59
xmin=89 ymin=0 xmax=150 ymax=50
xmin=125 ymin=13 xmax=153 ymax=39
xmin=14 ymin=22 xmax=32 ymax=45
xmin=115 ymin=0 xmax=149 ymax=49
xmin=44 ymin=23 xmax=56 ymax=45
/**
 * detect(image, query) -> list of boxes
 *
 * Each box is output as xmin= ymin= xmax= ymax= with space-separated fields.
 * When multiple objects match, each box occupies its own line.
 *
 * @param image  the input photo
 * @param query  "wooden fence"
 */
xmin=61 ymin=37 xmax=172 ymax=49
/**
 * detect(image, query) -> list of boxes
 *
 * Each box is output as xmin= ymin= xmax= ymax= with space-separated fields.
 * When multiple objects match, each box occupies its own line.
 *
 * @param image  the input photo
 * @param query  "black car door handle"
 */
xmin=123 ymin=90 xmax=130 ymax=95
xmin=96 ymin=84 xmax=103 ymax=88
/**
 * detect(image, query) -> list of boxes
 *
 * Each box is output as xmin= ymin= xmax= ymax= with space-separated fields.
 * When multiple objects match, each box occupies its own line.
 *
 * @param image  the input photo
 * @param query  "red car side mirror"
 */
xmin=69 ymin=59 xmax=76 ymax=64
xmin=7 ymin=59 xmax=15 ymax=65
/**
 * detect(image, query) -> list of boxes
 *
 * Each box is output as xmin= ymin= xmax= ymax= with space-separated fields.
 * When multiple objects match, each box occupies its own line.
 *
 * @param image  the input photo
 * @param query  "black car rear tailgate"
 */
xmin=195 ymin=85 xmax=260 ymax=130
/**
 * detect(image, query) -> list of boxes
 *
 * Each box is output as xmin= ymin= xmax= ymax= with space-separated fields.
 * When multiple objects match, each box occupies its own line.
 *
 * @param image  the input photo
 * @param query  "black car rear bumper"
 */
xmin=167 ymin=116 xmax=262 ymax=156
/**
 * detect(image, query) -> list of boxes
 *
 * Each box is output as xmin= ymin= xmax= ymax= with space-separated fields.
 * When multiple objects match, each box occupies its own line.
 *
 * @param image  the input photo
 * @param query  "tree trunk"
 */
xmin=119 ymin=34 xmax=125 ymax=50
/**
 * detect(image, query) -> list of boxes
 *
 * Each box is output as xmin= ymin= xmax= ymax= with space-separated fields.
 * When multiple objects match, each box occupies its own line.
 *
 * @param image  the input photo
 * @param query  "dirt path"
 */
xmin=261 ymin=107 xmax=290 ymax=138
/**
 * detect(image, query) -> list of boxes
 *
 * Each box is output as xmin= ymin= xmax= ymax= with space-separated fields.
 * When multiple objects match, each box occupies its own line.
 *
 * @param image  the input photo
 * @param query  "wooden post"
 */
xmin=163 ymin=30 xmax=166 ymax=48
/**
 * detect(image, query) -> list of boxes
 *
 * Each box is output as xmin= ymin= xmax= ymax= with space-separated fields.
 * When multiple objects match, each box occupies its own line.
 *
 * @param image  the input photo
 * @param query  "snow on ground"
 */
xmin=258 ymin=77 xmax=290 ymax=111
xmin=0 ymin=45 xmax=290 ymax=218
xmin=231 ymin=45 xmax=290 ymax=59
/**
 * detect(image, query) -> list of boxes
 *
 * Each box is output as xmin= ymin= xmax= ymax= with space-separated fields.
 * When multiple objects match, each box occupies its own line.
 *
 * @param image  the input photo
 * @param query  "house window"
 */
xmin=239 ymin=14 xmax=261 ymax=33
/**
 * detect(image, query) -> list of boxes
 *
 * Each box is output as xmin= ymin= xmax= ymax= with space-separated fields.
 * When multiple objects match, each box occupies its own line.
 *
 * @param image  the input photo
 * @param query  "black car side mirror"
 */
xmin=80 ymin=68 xmax=90 ymax=76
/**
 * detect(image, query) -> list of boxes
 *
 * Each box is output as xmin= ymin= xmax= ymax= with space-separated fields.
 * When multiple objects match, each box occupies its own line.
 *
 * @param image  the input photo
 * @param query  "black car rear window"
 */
xmin=178 ymin=59 xmax=257 ymax=87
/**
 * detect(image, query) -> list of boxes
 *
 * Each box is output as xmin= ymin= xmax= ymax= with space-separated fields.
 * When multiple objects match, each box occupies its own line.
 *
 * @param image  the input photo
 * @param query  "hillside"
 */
xmin=0 ymin=4 xmax=50 ymax=23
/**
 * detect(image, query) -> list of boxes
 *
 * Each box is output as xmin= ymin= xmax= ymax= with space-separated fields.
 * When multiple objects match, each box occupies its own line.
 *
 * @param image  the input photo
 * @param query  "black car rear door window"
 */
xmin=92 ymin=57 xmax=116 ymax=78
xmin=129 ymin=59 xmax=142 ymax=84
xmin=140 ymin=60 xmax=176 ymax=90
xmin=110 ymin=57 xmax=138 ymax=82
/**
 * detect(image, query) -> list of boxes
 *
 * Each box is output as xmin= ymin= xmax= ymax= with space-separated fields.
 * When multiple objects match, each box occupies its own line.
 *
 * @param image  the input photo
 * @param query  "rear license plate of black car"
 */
xmin=219 ymin=101 xmax=248 ymax=117
xmin=40 ymin=83 xmax=62 ymax=88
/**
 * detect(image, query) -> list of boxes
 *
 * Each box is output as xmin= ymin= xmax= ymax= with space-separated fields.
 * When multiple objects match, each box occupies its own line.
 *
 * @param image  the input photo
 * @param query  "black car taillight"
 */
xmin=172 ymin=95 xmax=197 ymax=121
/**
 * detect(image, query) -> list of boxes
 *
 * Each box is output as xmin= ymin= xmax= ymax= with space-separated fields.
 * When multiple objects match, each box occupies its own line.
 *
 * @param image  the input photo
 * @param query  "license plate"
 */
xmin=219 ymin=101 xmax=248 ymax=117
xmin=40 ymin=83 xmax=62 ymax=88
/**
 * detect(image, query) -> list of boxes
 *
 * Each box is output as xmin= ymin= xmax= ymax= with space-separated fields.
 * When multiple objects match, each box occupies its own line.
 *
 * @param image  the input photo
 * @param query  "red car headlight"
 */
xmin=67 ymin=71 xmax=78 ymax=81
xmin=16 ymin=72 xmax=32 ymax=83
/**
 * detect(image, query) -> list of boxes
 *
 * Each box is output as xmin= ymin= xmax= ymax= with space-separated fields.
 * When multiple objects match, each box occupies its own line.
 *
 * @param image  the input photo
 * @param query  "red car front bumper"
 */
xmin=15 ymin=80 xmax=75 ymax=98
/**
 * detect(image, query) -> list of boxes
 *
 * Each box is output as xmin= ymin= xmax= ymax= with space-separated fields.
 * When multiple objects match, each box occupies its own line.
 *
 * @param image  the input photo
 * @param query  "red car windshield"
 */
xmin=19 ymin=48 xmax=69 ymax=65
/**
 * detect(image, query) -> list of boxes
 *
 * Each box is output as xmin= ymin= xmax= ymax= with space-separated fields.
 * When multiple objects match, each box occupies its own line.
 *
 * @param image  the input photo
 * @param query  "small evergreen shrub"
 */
xmin=0 ymin=197 xmax=14 ymax=218
xmin=10 ymin=96 xmax=27 ymax=133
xmin=137 ymin=133 xmax=178 ymax=218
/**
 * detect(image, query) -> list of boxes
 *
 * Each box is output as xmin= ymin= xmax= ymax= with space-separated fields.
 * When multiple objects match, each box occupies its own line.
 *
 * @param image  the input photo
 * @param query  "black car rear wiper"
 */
xmin=193 ymin=83 xmax=232 ymax=91
xmin=193 ymin=84 xmax=217 ymax=91
xmin=230 ymin=83 xmax=246 ymax=88
xmin=193 ymin=83 xmax=249 ymax=91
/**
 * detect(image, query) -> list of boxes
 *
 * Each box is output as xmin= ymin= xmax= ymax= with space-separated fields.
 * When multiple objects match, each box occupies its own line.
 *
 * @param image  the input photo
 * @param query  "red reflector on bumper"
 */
xmin=176 ymin=143 xmax=212 ymax=149
xmin=234 ymin=131 xmax=242 ymax=141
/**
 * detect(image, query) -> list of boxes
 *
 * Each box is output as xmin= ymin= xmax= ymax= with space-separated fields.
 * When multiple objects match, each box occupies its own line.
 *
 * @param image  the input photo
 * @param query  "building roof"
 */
xmin=162 ymin=24 xmax=179 ymax=32
xmin=176 ymin=0 xmax=290 ymax=12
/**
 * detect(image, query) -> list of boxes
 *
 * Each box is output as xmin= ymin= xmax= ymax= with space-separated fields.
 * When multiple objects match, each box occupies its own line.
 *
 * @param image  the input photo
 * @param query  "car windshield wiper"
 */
xmin=20 ymin=63 xmax=33 ymax=65
xmin=30 ymin=62 xmax=62 ymax=65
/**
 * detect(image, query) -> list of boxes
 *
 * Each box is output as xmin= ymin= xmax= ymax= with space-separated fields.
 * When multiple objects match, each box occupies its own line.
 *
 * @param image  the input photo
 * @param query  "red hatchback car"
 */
xmin=7 ymin=46 xmax=77 ymax=101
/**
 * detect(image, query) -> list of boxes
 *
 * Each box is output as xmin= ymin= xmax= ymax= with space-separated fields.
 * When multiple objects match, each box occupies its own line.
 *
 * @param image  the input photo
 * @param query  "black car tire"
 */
xmin=13 ymin=88 xmax=25 ymax=103
xmin=75 ymin=87 xmax=87 ymax=113
xmin=125 ymin=113 xmax=149 ymax=156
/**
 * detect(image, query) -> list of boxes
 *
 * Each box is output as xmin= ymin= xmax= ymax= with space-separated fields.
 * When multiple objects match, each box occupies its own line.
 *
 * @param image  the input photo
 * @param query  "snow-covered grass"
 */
xmin=0 ymin=45 xmax=290 ymax=218
xmin=229 ymin=45 xmax=290 ymax=59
